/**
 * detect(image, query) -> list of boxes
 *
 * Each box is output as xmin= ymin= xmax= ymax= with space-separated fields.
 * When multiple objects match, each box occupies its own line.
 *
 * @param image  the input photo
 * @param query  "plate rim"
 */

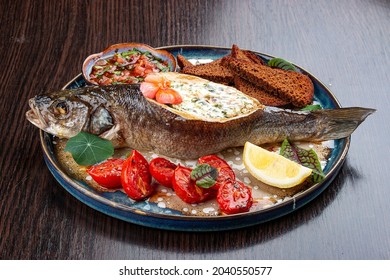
xmin=39 ymin=44 xmax=350 ymax=229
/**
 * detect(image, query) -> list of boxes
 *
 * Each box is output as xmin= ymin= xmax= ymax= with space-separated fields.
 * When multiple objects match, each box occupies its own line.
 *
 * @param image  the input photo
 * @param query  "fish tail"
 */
xmin=312 ymin=107 xmax=375 ymax=140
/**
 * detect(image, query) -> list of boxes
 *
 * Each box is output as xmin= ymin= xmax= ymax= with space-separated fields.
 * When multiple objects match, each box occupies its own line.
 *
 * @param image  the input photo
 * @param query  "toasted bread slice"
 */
xmin=230 ymin=45 xmax=289 ymax=106
xmin=177 ymin=54 xmax=194 ymax=69
xmin=181 ymin=58 xmax=234 ymax=85
xmin=222 ymin=56 xmax=314 ymax=107
xmin=234 ymin=76 xmax=290 ymax=106
xmin=231 ymin=44 xmax=265 ymax=65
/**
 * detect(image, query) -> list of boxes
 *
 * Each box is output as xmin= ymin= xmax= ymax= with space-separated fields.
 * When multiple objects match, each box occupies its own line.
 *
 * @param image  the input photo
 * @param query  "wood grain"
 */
xmin=0 ymin=0 xmax=389 ymax=260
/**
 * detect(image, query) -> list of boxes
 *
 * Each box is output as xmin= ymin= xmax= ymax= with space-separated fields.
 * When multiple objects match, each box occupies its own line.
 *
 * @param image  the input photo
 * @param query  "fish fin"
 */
xmin=312 ymin=107 xmax=375 ymax=140
xmin=99 ymin=124 xmax=125 ymax=148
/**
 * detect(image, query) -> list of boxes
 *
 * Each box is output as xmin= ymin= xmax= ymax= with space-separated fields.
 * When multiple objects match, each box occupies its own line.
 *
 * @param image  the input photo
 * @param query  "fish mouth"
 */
xmin=26 ymin=98 xmax=48 ymax=130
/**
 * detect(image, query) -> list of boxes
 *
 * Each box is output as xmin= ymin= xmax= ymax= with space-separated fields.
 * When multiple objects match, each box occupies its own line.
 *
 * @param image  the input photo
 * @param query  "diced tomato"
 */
xmin=140 ymin=82 xmax=160 ymax=99
xmin=217 ymin=181 xmax=253 ymax=214
xmin=132 ymin=65 xmax=145 ymax=76
xmin=121 ymin=150 xmax=153 ymax=200
xmin=86 ymin=158 xmax=125 ymax=189
xmin=172 ymin=165 xmax=214 ymax=204
xmin=99 ymin=75 xmax=112 ymax=85
xmin=156 ymin=88 xmax=182 ymax=104
xmin=144 ymin=68 xmax=154 ymax=75
xmin=114 ymin=55 xmax=126 ymax=64
xmin=198 ymin=155 xmax=235 ymax=190
xmin=144 ymin=60 xmax=157 ymax=70
xmin=149 ymin=157 xmax=177 ymax=188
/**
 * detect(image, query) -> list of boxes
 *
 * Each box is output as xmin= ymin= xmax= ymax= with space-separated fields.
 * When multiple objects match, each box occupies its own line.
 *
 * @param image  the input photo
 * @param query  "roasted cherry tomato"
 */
xmin=198 ymin=155 xmax=235 ymax=190
xmin=172 ymin=165 xmax=214 ymax=204
xmin=149 ymin=157 xmax=177 ymax=188
xmin=121 ymin=150 xmax=153 ymax=200
xmin=86 ymin=158 xmax=125 ymax=189
xmin=217 ymin=181 xmax=253 ymax=214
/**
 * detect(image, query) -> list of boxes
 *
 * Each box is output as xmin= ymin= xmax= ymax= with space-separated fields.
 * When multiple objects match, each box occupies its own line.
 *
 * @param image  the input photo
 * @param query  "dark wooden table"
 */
xmin=1 ymin=0 xmax=389 ymax=260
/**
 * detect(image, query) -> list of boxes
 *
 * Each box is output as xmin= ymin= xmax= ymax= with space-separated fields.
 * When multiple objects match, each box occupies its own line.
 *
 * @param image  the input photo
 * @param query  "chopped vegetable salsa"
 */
xmin=89 ymin=48 xmax=170 ymax=85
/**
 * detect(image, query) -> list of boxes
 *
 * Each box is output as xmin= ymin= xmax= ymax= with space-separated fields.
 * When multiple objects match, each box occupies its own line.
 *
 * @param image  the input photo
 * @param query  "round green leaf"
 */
xmin=64 ymin=132 xmax=114 ymax=166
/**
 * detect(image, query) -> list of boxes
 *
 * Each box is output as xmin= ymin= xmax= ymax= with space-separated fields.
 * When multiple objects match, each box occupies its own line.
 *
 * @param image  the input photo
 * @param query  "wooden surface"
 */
xmin=1 ymin=0 xmax=389 ymax=260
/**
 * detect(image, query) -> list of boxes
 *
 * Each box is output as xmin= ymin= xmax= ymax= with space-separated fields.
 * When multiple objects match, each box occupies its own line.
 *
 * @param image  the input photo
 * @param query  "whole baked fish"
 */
xmin=26 ymin=73 xmax=374 ymax=159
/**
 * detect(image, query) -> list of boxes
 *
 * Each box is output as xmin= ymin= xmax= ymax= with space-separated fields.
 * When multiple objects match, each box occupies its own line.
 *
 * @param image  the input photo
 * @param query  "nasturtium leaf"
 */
xmin=280 ymin=139 xmax=325 ymax=183
xmin=301 ymin=104 xmax=322 ymax=111
xmin=64 ymin=132 xmax=114 ymax=166
xmin=268 ymin=57 xmax=297 ymax=71
xmin=190 ymin=164 xmax=218 ymax=189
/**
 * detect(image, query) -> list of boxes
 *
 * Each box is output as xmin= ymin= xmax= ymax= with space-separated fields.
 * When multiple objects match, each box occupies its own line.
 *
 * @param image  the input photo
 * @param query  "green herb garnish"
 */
xmin=280 ymin=139 xmax=325 ymax=183
xmin=268 ymin=57 xmax=297 ymax=71
xmin=64 ymin=132 xmax=114 ymax=166
xmin=190 ymin=164 xmax=218 ymax=188
xmin=301 ymin=104 xmax=322 ymax=111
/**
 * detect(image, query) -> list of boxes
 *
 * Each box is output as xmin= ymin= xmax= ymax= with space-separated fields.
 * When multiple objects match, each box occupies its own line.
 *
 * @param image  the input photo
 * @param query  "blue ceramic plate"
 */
xmin=40 ymin=45 xmax=349 ymax=231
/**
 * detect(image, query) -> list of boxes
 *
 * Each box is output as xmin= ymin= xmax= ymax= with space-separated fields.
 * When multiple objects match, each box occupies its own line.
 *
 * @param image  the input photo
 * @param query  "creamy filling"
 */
xmin=169 ymin=80 xmax=258 ymax=120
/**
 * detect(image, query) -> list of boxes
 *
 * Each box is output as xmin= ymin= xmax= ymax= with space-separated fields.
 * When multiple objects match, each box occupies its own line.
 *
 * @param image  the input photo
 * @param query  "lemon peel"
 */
xmin=243 ymin=142 xmax=312 ymax=188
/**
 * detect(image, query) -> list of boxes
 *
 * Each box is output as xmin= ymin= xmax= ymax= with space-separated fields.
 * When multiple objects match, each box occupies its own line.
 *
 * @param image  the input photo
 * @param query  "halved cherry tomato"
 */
xmin=217 ymin=181 xmax=253 ymax=215
xmin=140 ymin=81 xmax=160 ymax=99
xmin=86 ymin=158 xmax=125 ymax=189
xmin=156 ymin=88 xmax=182 ymax=104
xmin=172 ymin=165 xmax=215 ymax=204
xmin=198 ymin=155 xmax=235 ymax=190
xmin=149 ymin=157 xmax=177 ymax=188
xmin=121 ymin=150 xmax=153 ymax=200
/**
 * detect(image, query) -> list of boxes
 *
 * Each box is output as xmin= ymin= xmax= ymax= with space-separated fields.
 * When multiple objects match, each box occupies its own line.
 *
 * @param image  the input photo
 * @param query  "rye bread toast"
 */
xmin=231 ymin=44 xmax=265 ymax=65
xmin=230 ymin=45 xmax=290 ymax=106
xmin=234 ymin=76 xmax=290 ymax=106
xmin=180 ymin=58 xmax=234 ymax=85
xmin=222 ymin=56 xmax=314 ymax=107
xmin=177 ymin=54 xmax=194 ymax=68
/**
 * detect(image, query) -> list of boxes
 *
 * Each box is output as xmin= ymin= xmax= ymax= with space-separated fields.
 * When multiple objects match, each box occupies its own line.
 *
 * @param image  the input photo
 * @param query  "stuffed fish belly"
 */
xmin=26 ymin=72 xmax=374 ymax=159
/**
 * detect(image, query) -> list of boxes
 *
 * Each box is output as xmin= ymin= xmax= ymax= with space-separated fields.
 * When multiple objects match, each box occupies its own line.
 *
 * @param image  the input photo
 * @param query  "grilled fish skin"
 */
xmin=26 ymin=75 xmax=375 ymax=159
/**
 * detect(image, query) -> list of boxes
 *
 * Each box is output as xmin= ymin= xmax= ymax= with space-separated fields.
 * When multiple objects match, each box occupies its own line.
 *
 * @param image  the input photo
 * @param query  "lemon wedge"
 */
xmin=243 ymin=142 xmax=312 ymax=188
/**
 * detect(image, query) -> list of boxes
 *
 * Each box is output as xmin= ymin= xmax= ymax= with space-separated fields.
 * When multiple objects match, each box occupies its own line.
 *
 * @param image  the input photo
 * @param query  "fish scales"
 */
xmin=26 ymin=73 xmax=375 ymax=159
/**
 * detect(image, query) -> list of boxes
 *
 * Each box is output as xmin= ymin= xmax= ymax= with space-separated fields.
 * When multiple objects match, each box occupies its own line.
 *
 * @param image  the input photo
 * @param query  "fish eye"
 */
xmin=53 ymin=101 xmax=69 ymax=115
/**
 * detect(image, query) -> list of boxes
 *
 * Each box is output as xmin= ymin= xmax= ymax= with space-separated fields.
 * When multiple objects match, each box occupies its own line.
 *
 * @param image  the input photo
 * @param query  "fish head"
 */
xmin=26 ymin=90 xmax=92 ymax=138
xmin=26 ymin=87 xmax=116 ymax=139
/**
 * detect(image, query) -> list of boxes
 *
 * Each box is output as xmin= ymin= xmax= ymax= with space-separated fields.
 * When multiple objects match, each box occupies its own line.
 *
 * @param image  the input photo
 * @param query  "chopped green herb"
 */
xmin=301 ymin=104 xmax=322 ymax=111
xmin=121 ymin=50 xmax=140 ymax=56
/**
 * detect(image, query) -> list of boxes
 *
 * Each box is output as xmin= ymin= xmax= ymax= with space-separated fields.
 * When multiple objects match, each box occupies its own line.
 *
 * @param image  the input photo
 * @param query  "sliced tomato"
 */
xmin=172 ymin=165 xmax=214 ymax=204
xmin=121 ymin=150 xmax=153 ymax=200
xmin=149 ymin=157 xmax=177 ymax=188
xmin=140 ymin=81 xmax=160 ymax=99
xmin=156 ymin=88 xmax=182 ymax=104
xmin=86 ymin=158 xmax=125 ymax=189
xmin=198 ymin=155 xmax=235 ymax=190
xmin=217 ymin=181 xmax=253 ymax=215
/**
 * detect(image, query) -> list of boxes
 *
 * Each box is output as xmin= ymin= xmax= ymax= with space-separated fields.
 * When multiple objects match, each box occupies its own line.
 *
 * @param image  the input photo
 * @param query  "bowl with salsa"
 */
xmin=82 ymin=43 xmax=177 ymax=85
